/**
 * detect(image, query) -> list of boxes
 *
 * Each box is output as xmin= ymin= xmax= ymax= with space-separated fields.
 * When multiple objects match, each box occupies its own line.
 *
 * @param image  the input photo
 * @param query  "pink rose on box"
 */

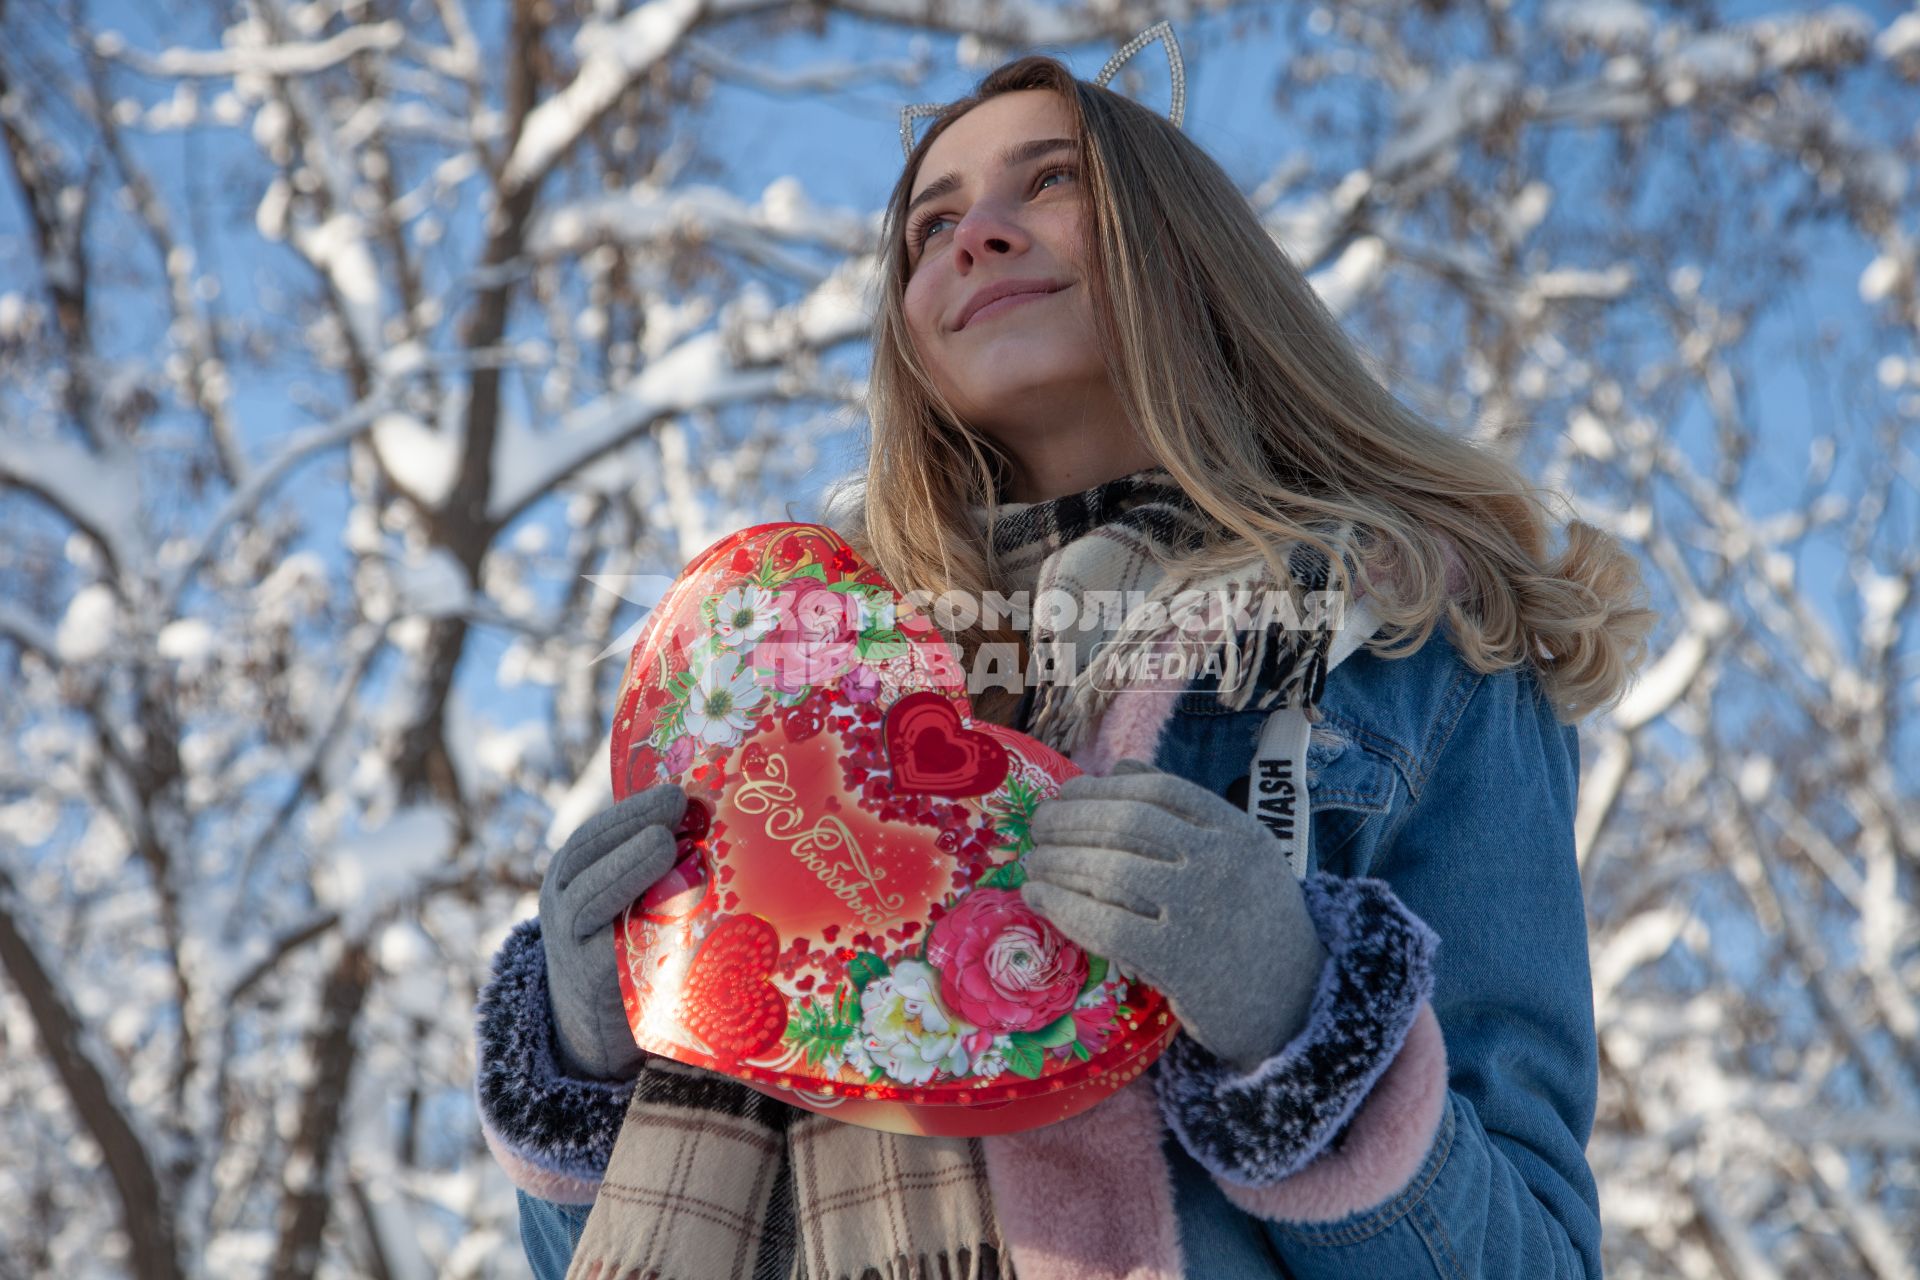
xmin=762 ymin=580 xmax=858 ymax=693
xmin=662 ymin=734 xmax=694 ymax=775
xmin=839 ymin=665 xmax=881 ymax=703
xmin=1069 ymin=998 xmax=1120 ymax=1057
xmin=926 ymin=887 xmax=1089 ymax=1035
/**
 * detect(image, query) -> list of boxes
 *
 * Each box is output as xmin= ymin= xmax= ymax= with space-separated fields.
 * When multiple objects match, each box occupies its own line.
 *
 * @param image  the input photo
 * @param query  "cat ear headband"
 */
xmin=898 ymin=18 xmax=1187 ymax=159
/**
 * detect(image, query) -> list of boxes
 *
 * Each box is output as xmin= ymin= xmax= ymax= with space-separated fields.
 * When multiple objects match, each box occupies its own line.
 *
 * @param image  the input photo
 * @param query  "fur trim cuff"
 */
xmin=1219 ymin=1002 xmax=1450 ymax=1222
xmin=473 ymin=917 xmax=634 ymax=1183
xmin=1152 ymin=875 xmax=1438 ymax=1187
xmin=479 ymin=1113 xmax=606 ymax=1205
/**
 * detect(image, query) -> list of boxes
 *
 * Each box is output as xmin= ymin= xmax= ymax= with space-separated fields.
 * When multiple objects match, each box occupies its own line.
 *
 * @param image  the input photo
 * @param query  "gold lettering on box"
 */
xmin=732 ymin=754 xmax=905 ymax=927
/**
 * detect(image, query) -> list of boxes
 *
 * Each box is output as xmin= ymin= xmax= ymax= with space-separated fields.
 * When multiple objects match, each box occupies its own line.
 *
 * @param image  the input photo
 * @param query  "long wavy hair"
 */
xmin=851 ymin=54 xmax=1655 ymax=725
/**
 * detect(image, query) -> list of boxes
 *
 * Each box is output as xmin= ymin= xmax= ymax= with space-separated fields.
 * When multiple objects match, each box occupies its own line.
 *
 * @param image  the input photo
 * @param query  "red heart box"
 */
xmin=609 ymin=523 xmax=1174 ymax=1136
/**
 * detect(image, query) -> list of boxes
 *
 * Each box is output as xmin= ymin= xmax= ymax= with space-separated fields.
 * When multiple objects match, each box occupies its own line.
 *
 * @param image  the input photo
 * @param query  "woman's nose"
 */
xmin=950 ymin=201 xmax=1031 ymax=263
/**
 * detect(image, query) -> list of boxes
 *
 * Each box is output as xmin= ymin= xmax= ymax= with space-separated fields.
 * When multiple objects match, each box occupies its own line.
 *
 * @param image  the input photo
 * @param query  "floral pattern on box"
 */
xmin=609 ymin=523 xmax=1174 ymax=1137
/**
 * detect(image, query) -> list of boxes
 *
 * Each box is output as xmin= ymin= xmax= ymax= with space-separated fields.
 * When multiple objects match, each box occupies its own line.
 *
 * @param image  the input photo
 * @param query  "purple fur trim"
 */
xmin=473 ymin=917 xmax=635 ymax=1183
xmin=1218 ymin=1002 xmax=1450 ymax=1222
xmin=478 ymin=1107 xmax=605 ymax=1204
xmin=1152 ymin=875 xmax=1438 ymax=1188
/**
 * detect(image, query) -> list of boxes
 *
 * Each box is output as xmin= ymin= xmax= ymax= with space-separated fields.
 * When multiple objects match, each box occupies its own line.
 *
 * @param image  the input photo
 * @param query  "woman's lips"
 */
xmin=961 ymin=284 xmax=1068 ymax=329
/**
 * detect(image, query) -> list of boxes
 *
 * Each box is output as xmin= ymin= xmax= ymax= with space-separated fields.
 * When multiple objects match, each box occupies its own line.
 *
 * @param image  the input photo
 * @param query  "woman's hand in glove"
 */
xmin=1020 ymin=758 xmax=1329 ymax=1073
xmin=538 ymin=783 xmax=687 ymax=1081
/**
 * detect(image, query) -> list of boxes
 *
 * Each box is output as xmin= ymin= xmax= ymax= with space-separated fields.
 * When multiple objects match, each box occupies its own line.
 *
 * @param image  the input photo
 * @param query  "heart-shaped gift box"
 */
xmin=609 ymin=523 xmax=1175 ymax=1136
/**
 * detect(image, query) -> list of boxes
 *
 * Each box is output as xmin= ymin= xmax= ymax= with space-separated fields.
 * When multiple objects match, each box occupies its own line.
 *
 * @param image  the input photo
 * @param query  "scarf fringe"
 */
xmin=575 ymin=1244 xmax=1006 ymax=1280
xmin=827 ymin=1242 xmax=1008 ymax=1280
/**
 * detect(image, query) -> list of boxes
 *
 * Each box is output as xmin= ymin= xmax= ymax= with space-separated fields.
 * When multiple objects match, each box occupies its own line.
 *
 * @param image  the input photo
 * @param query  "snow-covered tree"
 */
xmin=0 ymin=2 xmax=1913 ymax=1276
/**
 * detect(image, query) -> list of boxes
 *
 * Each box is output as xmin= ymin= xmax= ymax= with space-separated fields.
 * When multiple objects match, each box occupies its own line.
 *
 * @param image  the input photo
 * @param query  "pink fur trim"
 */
xmin=1218 ymin=1001 xmax=1449 ymax=1224
xmin=1078 ymin=685 xmax=1181 ymax=776
xmin=983 ymin=1076 xmax=1183 ymax=1280
xmin=481 ymin=1115 xmax=602 ymax=1206
xmin=975 ymin=686 xmax=1188 ymax=1279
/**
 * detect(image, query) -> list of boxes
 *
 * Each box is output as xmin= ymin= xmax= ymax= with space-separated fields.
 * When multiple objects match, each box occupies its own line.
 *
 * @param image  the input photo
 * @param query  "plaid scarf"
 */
xmin=567 ymin=468 xmax=1340 ymax=1280
xmin=985 ymin=469 xmax=1344 ymax=753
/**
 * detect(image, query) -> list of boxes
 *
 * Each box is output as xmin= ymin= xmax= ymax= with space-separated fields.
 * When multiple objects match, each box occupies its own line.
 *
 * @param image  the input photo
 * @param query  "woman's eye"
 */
xmin=912 ymin=213 xmax=953 ymax=248
xmin=910 ymin=165 xmax=1076 ymax=253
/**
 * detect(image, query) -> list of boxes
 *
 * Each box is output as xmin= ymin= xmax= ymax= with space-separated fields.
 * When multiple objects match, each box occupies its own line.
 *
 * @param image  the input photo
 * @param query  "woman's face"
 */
xmin=901 ymin=90 xmax=1116 ymax=463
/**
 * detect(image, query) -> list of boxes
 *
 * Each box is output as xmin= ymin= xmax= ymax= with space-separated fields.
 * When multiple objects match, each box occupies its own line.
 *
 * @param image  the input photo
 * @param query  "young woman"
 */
xmin=475 ymin=46 xmax=1653 ymax=1280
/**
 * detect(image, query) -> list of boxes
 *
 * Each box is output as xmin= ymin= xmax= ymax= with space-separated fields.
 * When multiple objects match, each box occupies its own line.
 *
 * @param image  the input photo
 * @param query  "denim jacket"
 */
xmin=483 ymin=619 xmax=1602 ymax=1279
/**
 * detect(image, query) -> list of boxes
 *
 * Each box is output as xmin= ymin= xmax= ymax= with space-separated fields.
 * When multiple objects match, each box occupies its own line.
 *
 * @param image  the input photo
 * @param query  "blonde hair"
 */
xmin=858 ymin=55 xmax=1655 ymax=725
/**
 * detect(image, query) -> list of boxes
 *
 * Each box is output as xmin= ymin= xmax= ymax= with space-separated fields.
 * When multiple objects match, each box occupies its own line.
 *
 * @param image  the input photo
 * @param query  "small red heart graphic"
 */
xmin=884 ymin=691 xmax=1010 ymax=798
xmin=682 ymin=914 xmax=787 ymax=1061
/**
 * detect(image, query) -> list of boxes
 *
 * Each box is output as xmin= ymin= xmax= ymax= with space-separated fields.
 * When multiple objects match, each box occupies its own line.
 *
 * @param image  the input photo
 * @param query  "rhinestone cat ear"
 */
xmin=899 ymin=101 xmax=947 ymax=160
xmin=898 ymin=19 xmax=1187 ymax=160
xmin=1091 ymin=19 xmax=1185 ymax=129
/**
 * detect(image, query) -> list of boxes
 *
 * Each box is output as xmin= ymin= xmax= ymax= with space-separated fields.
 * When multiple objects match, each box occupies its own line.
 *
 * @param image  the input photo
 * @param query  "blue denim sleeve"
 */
xmin=517 ymin=1189 xmax=591 ymax=1280
xmin=1257 ymin=663 xmax=1603 ymax=1277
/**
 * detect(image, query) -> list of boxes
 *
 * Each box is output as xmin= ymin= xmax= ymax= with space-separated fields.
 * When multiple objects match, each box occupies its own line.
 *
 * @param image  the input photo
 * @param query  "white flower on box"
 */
xmin=969 ymin=1041 xmax=1010 ymax=1081
xmin=712 ymin=584 xmax=778 ymax=649
xmin=682 ymin=651 xmax=765 ymax=748
xmin=856 ymin=959 xmax=974 ymax=1086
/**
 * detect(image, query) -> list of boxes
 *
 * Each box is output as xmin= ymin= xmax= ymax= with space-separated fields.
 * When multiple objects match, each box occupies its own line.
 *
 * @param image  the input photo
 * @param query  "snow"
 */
xmin=1544 ymin=0 xmax=1655 ymax=48
xmin=0 ymin=437 xmax=142 ymax=572
xmin=545 ymin=738 xmax=612 ymax=852
xmin=502 ymin=0 xmax=704 ymax=194
xmin=1567 ymin=409 xmax=1618 ymax=460
xmin=314 ymin=806 xmax=455 ymax=932
xmin=257 ymin=551 xmax=329 ymax=621
xmin=133 ymin=21 xmax=404 ymax=78
xmin=375 ymin=921 xmax=444 ymax=1021
xmin=292 ymin=213 xmax=384 ymax=358
xmin=474 ymin=722 xmax=554 ymax=779
xmin=1592 ymin=906 xmax=1690 ymax=1004
xmin=391 ymin=549 xmax=472 ymax=618
xmin=1499 ymin=181 xmax=1554 ymax=243
xmin=1265 ymin=170 xmax=1370 ymax=266
xmin=1308 ymin=235 xmax=1386 ymax=315
xmin=156 ymin=618 xmax=216 ymax=663
xmin=1612 ymin=603 xmax=1730 ymax=730
xmin=532 ymin=179 xmax=869 ymax=259
xmin=54 ymin=584 xmax=119 ymax=663
xmin=378 ymin=340 xmax=427 ymax=379
xmin=0 ymin=796 xmax=59 ymax=845
xmin=1880 ymin=12 xmax=1920 ymax=62
xmin=0 ymin=291 xmax=31 ymax=339
xmin=1751 ymin=7 xmax=1875 ymax=74
xmin=1859 ymin=251 xmax=1906 ymax=302
xmin=485 ymin=331 xmax=785 ymax=523
xmin=255 ymin=176 xmax=291 ymax=241
xmin=1530 ymin=265 xmax=1634 ymax=300
xmin=1857 ymin=567 xmax=1908 ymax=652
xmin=1377 ymin=62 xmax=1521 ymax=177
xmin=371 ymin=412 xmax=459 ymax=507
xmin=1666 ymin=33 xmax=1759 ymax=86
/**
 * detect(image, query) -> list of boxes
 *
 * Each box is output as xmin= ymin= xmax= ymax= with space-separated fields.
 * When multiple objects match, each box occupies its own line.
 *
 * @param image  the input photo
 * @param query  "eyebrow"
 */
xmin=906 ymin=136 xmax=1080 ymax=221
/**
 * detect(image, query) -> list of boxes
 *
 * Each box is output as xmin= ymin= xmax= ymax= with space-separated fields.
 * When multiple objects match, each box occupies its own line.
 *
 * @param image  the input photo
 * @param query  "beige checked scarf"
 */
xmin=567 ymin=469 xmax=1344 ymax=1280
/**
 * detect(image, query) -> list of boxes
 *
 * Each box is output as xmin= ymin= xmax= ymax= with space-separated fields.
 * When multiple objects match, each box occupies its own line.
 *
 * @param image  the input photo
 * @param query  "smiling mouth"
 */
xmin=960 ymin=284 xmax=1070 ymax=330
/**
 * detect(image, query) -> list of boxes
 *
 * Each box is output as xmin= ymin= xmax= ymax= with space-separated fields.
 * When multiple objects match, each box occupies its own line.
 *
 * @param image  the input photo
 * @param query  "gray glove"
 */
xmin=539 ymin=783 xmax=687 ymax=1081
xmin=1021 ymin=758 xmax=1329 ymax=1073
